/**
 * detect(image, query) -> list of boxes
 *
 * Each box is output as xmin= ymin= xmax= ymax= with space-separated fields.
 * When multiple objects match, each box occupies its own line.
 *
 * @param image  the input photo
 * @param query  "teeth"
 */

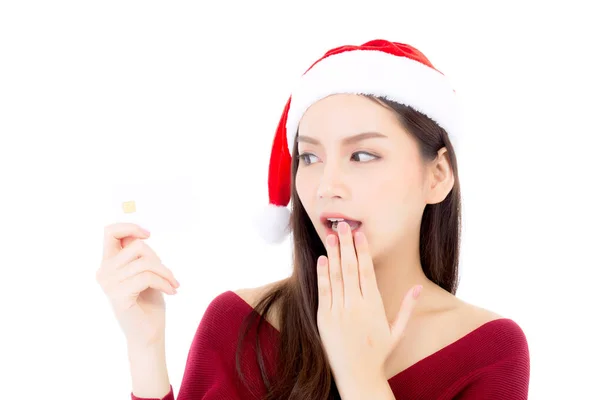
xmin=327 ymin=218 xmax=344 ymax=222
xmin=330 ymin=219 xmax=360 ymax=231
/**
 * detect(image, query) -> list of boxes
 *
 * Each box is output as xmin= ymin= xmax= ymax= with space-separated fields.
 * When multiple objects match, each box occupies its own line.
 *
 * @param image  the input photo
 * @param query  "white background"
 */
xmin=1 ymin=1 xmax=598 ymax=399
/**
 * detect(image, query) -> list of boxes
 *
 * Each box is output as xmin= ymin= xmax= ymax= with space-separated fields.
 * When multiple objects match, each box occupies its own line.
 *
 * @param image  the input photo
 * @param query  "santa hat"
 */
xmin=255 ymin=39 xmax=463 ymax=244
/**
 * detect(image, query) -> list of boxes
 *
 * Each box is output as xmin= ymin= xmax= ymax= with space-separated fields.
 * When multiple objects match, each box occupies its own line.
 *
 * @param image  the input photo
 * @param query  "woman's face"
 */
xmin=295 ymin=94 xmax=435 ymax=264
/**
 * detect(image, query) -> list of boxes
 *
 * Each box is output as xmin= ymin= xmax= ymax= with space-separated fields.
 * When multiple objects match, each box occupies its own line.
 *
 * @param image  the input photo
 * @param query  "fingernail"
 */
xmin=141 ymin=229 xmax=151 ymax=236
xmin=175 ymin=279 xmax=181 ymax=288
xmin=412 ymin=285 xmax=423 ymax=299
xmin=339 ymin=221 xmax=348 ymax=233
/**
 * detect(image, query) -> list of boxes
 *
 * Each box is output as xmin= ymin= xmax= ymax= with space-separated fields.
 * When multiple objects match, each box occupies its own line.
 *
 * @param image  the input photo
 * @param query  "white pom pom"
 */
xmin=254 ymin=204 xmax=291 ymax=244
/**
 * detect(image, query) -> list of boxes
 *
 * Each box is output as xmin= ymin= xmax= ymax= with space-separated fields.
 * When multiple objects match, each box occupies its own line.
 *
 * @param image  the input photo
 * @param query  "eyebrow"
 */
xmin=296 ymin=131 xmax=388 ymax=146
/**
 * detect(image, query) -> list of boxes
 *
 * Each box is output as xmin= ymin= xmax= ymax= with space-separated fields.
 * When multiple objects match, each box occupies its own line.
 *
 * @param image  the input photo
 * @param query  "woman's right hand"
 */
xmin=96 ymin=223 xmax=180 ymax=348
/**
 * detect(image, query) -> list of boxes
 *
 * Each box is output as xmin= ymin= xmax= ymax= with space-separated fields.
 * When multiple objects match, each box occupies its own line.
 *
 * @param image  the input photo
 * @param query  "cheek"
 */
xmin=294 ymin=170 xmax=315 ymax=209
xmin=364 ymin=176 xmax=418 ymax=235
xmin=378 ymin=161 xmax=422 ymax=206
xmin=369 ymin=174 xmax=412 ymax=208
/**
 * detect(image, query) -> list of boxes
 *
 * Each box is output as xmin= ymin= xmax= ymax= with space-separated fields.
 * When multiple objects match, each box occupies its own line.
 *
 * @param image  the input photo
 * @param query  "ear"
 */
xmin=425 ymin=147 xmax=455 ymax=205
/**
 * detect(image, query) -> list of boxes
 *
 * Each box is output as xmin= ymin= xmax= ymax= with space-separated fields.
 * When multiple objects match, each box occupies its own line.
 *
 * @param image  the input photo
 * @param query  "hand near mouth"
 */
xmin=315 ymin=221 xmax=422 ymax=398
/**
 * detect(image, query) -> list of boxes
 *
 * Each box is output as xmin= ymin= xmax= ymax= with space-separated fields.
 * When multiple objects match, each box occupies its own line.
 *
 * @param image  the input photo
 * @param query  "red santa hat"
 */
xmin=255 ymin=39 xmax=463 ymax=243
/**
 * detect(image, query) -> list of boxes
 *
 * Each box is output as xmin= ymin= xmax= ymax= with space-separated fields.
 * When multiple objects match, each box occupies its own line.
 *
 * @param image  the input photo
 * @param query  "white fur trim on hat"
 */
xmin=286 ymin=49 xmax=462 ymax=154
xmin=254 ymin=204 xmax=291 ymax=244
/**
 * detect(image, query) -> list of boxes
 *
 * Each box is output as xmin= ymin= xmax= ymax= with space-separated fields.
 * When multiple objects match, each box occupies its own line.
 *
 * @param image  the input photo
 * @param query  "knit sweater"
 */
xmin=131 ymin=290 xmax=530 ymax=399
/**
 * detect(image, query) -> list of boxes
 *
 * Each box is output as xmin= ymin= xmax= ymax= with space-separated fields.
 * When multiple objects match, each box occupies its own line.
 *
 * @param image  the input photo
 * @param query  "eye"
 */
xmin=298 ymin=153 xmax=319 ymax=165
xmin=351 ymin=151 xmax=379 ymax=162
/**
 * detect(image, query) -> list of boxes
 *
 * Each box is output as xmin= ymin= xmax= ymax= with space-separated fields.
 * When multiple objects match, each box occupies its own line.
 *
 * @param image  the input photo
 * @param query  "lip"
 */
xmin=319 ymin=212 xmax=358 ymax=223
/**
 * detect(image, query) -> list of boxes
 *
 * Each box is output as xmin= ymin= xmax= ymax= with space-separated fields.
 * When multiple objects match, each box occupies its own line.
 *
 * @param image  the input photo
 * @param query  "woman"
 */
xmin=98 ymin=39 xmax=530 ymax=400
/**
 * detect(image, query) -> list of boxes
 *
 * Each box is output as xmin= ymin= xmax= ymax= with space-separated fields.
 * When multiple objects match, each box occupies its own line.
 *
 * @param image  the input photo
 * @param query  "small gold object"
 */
xmin=122 ymin=200 xmax=136 ymax=214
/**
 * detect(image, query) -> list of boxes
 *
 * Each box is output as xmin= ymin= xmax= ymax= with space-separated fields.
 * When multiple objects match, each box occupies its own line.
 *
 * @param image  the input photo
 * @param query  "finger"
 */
xmin=97 ymin=239 xmax=145 ymax=284
xmin=102 ymin=223 xmax=151 ymax=260
xmin=316 ymin=255 xmax=331 ymax=310
xmin=116 ymin=256 xmax=179 ymax=289
xmin=121 ymin=235 xmax=139 ymax=249
xmin=337 ymin=222 xmax=360 ymax=308
xmin=354 ymin=231 xmax=376 ymax=300
xmin=121 ymin=271 xmax=177 ymax=297
xmin=390 ymin=285 xmax=422 ymax=343
xmin=325 ymin=234 xmax=344 ymax=309
xmin=98 ymin=239 xmax=167 ymax=288
xmin=113 ymin=239 xmax=159 ymax=269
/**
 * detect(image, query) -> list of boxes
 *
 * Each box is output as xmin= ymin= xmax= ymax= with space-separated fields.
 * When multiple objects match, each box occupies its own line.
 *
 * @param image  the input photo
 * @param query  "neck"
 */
xmin=373 ymin=236 xmax=433 ymax=324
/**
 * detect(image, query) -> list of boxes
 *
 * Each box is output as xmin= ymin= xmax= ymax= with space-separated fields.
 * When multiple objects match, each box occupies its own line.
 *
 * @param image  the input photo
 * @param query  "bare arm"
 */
xmin=128 ymin=340 xmax=171 ymax=399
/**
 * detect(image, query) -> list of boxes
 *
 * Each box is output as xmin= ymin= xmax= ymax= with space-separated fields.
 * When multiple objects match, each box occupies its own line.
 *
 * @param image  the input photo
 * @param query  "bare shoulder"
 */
xmin=233 ymin=279 xmax=285 ymax=307
xmin=233 ymin=279 xmax=286 ymax=331
xmin=378 ymin=289 xmax=508 ymax=378
xmin=411 ymin=293 xmax=505 ymax=355
xmin=451 ymin=296 xmax=505 ymax=330
xmin=417 ymin=286 xmax=505 ymax=340
xmin=420 ymin=284 xmax=503 ymax=329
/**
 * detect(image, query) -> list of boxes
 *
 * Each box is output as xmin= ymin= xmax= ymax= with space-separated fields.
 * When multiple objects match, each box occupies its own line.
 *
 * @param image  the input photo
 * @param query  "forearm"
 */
xmin=128 ymin=339 xmax=171 ymax=399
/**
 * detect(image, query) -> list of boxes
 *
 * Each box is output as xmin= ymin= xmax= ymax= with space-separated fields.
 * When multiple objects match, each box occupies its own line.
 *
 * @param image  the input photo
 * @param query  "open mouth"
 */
xmin=324 ymin=218 xmax=362 ymax=232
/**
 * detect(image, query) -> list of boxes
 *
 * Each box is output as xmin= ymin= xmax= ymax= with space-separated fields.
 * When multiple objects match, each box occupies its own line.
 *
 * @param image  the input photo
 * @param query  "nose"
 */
xmin=317 ymin=162 xmax=348 ymax=199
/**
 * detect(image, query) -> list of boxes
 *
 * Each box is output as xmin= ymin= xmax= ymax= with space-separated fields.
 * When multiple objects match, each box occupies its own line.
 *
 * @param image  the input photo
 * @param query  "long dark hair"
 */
xmin=235 ymin=95 xmax=462 ymax=399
